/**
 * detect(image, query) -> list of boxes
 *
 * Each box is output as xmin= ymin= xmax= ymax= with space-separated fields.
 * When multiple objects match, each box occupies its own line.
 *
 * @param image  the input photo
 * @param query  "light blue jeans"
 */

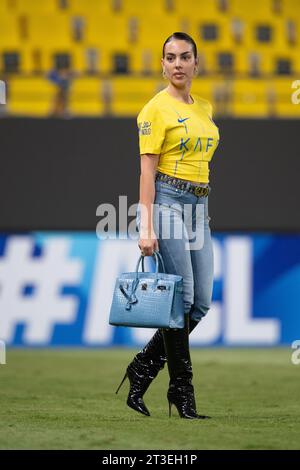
xmin=136 ymin=179 xmax=214 ymax=323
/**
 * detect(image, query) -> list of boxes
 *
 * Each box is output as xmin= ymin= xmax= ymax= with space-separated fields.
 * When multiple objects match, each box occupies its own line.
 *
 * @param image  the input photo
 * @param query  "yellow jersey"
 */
xmin=137 ymin=88 xmax=220 ymax=183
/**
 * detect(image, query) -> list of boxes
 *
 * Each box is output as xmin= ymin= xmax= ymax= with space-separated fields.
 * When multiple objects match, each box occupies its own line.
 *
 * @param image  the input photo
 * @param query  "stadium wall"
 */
xmin=0 ymin=118 xmax=299 ymax=232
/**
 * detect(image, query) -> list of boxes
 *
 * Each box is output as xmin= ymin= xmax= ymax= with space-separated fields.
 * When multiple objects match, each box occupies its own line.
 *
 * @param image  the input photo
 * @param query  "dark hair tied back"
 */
xmin=162 ymin=32 xmax=197 ymax=58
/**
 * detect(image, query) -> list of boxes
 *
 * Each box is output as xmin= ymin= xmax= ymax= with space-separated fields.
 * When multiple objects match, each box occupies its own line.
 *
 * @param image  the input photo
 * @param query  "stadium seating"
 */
xmin=7 ymin=76 xmax=56 ymax=116
xmin=0 ymin=0 xmax=299 ymax=117
xmin=231 ymin=78 xmax=271 ymax=117
xmin=69 ymin=76 xmax=105 ymax=115
xmin=110 ymin=76 xmax=163 ymax=115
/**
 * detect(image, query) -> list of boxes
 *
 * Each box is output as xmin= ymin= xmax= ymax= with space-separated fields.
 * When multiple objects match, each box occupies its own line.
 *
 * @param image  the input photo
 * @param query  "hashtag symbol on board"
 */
xmin=0 ymin=236 xmax=83 ymax=344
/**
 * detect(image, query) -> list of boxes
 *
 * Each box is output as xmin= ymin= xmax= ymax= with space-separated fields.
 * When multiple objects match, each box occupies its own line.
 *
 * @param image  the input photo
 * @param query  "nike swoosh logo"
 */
xmin=178 ymin=117 xmax=190 ymax=123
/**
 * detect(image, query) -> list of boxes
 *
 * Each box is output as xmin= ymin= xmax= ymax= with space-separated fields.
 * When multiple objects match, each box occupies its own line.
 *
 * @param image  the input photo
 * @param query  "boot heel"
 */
xmin=115 ymin=371 xmax=128 ymax=394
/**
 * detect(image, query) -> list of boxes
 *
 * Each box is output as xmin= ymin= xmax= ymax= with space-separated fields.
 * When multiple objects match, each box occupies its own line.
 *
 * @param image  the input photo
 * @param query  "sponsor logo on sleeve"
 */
xmin=138 ymin=121 xmax=152 ymax=135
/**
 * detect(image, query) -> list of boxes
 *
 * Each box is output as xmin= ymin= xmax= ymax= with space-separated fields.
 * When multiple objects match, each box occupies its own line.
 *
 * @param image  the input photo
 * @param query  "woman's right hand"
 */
xmin=138 ymin=234 xmax=159 ymax=257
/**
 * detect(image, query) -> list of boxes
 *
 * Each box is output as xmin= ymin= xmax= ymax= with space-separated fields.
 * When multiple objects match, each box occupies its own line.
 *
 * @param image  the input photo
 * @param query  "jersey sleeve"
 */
xmin=137 ymin=101 xmax=166 ymax=155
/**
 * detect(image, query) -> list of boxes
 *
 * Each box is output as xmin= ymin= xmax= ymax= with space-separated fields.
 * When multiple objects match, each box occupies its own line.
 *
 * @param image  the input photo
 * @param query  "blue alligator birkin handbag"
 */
xmin=109 ymin=251 xmax=184 ymax=329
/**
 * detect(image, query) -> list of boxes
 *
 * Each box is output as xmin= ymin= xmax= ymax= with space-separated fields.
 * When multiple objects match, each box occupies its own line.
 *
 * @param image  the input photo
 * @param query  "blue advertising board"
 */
xmin=0 ymin=233 xmax=299 ymax=347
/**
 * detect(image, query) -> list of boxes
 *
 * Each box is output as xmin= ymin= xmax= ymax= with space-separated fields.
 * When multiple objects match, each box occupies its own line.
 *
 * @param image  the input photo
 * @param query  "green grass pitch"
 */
xmin=0 ymin=348 xmax=299 ymax=450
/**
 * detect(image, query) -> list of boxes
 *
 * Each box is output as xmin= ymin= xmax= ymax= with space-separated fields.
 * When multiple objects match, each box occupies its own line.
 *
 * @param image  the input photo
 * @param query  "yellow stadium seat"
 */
xmin=292 ymin=50 xmax=300 ymax=73
xmin=72 ymin=46 xmax=122 ymax=74
xmin=282 ymin=0 xmax=300 ymax=16
xmin=0 ymin=0 xmax=15 ymax=13
xmin=235 ymin=48 xmax=282 ymax=76
xmin=272 ymin=17 xmax=288 ymax=49
xmin=130 ymin=47 xmax=166 ymax=75
xmin=247 ymin=47 xmax=273 ymax=75
xmin=110 ymin=76 xmax=162 ymax=115
xmin=232 ymin=78 xmax=270 ymax=117
xmin=22 ymin=14 xmax=73 ymax=71
xmin=0 ymin=13 xmax=20 ymax=48
xmin=16 ymin=0 xmax=58 ymax=14
xmin=69 ymin=77 xmax=105 ymax=115
xmin=174 ymin=0 xmax=223 ymax=17
xmin=234 ymin=48 xmax=272 ymax=75
xmin=230 ymin=0 xmax=273 ymax=20
xmin=235 ymin=48 xmax=250 ymax=75
xmin=8 ymin=76 xmax=56 ymax=116
xmin=85 ymin=14 xmax=128 ymax=49
xmin=219 ymin=18 xmax=236 ymax=49
xmin=130 ymin=46 xmax=164 ymax=74
xmin=196 ymin=47 xmax=222 ymax=74
xmin=130 ymin=47 xmax=153 ymax=74
xmin=27 ymin=14 xmax=72 ymax=48
xmin=18 ymin=46 xmax=70 ymax=74
xmin=69 ymin=0 xmax=112 ymax=16
xmin=72 ymin=45 xmax=89 ymax=73
xmin=121 ymin=0 xmax=164 ymax=17
xmin=137 ymin=15 xmax=182 ymax=49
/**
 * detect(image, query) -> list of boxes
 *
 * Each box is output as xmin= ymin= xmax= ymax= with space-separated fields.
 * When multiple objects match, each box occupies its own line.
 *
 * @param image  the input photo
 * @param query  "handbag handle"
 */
xmin=140 ymin=252 xmax=165 ymax=273
xmin=136 ymin=250 xmax=165 ymax=276
xmin=121 ymin=251 xmax=166 ymax=311
xmin=154 ymin=251 xmax=166 ymax=273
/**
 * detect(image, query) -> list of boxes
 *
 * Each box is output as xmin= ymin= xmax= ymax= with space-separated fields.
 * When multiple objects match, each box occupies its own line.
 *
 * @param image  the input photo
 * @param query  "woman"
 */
xmin=116 ymin=32 xmax=219 ymax=419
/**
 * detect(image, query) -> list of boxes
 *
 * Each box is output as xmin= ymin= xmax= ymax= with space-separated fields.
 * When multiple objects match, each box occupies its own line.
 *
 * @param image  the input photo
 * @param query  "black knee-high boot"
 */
xmin=162 ymin=315 xmax=210 ymax=419
xmin=116 ymin=318 xmax=199 ymax=416
xmin=115 ymin=329 xmax=166 ymax=416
